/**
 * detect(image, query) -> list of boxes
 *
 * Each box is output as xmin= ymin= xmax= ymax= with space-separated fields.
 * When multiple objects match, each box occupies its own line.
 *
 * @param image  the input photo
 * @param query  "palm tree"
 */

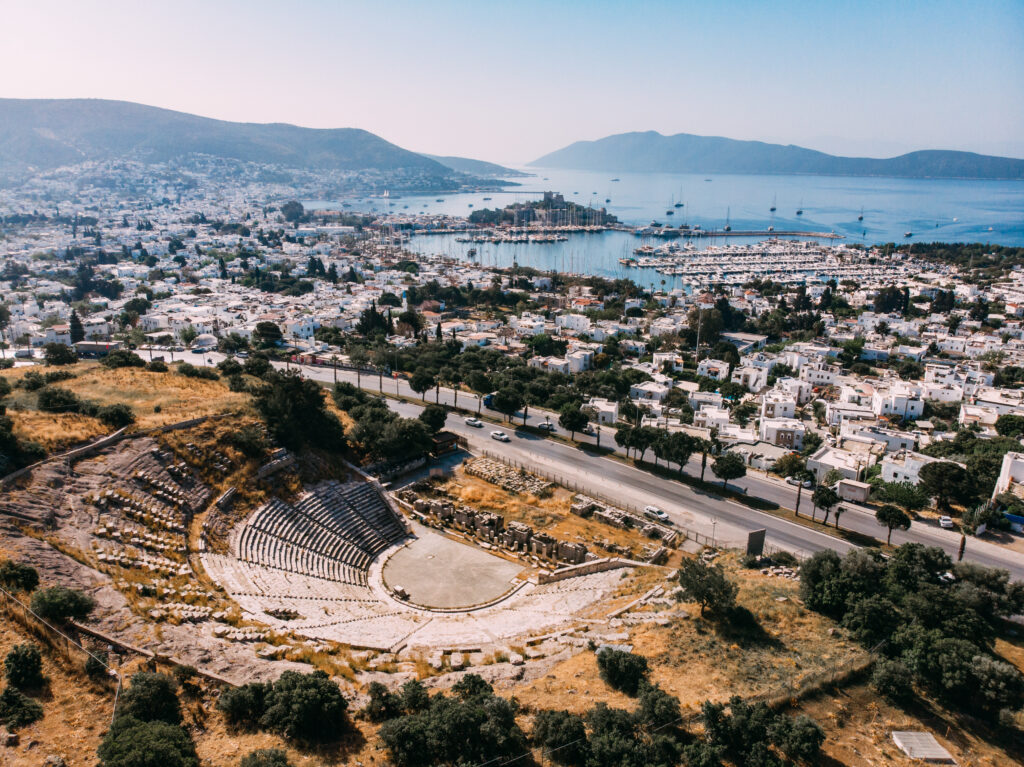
xmin=349 ymin=346 xmax=369 ymax=390
xmin=330 ymin=354 xmax=338 ymax=384
xmin=793 ymin=470 xmax=814 ymax=517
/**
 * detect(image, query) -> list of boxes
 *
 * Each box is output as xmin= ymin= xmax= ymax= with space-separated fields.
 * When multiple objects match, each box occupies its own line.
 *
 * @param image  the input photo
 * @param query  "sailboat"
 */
xmin=769 ymin=195 xmax=776 ymax=213
xmin=796 ymin=200 xmax=804 ymax=216
xmin=723 ymin=207 xmax=732 ymax=232
xmin=857 ymin=206 xmax=864 ymax=222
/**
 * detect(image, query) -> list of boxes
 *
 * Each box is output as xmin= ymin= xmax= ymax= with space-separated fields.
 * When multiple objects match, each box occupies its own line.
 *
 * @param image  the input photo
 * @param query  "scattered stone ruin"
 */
xmin=464 ymin=457 xmax=553 ymax=495
xmin=399 ymin=492 xmax=590 ymax=566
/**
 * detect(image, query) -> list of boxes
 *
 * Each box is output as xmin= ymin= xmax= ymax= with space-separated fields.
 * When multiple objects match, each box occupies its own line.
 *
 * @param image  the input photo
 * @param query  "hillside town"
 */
xmin=5 ymin=190 xmax=1024 ymax=529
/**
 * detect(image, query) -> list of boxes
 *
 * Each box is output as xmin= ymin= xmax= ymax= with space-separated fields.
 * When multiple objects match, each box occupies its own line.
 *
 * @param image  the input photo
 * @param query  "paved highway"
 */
xmin=171 ymin=349 xmax=1024 ymax=579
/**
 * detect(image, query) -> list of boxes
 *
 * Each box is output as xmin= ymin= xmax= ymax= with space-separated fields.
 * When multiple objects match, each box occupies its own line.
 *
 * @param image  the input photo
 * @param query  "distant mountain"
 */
xmin=531 ymin=131 xmax=1024 ymax=180
xmin=423 ymin=154 xmax=528 ymax=178
xmin=0 ymin=99 xmax=451 ymax=175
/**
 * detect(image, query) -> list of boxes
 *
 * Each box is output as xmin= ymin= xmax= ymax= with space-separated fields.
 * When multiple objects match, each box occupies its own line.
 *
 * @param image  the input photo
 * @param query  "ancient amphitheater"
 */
xmin=0 ymin=427 xmax=638 ymax=667
xmin=201 ymin=480 xmax=630 ymax=652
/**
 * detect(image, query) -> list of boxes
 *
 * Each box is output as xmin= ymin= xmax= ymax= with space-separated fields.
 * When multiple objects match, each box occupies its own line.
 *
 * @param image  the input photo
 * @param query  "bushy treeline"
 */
xmin=332 ymin=383 xmax=433 ymax=464
xmin=216 ymin=670 xmax=350 ymax=742
xmin=392 ymin=342 xmax=651 ymax=415
xmin=368 ymin=660 xmax=824 ymax=767
xmin=800 ymin=543 xmax=1024 ymax=719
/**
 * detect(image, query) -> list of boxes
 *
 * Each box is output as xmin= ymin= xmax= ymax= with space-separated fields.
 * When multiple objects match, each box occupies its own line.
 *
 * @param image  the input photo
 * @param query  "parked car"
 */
xmin=464 ymin=417 xmax=483 ymax=428
xmin=939 ymin=516 xmax=955 ymax=529
xmin=643 ymin=505 xmax=670 ymax=522
xmin=490 ymin=431 xmax=510 ymax=442
xmin=786 ymin=476 xmax=813 ymax=488
xmin=538 ymin=422 xmax=556 ymax=431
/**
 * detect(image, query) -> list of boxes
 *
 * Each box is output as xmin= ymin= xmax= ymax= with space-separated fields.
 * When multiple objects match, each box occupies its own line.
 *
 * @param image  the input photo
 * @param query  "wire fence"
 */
xmin=0 ymin=586 xmax=122 ymax=724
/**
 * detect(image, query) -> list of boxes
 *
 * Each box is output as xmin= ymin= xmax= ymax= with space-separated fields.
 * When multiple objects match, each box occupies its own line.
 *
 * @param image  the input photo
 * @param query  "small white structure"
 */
xmin=890 ymin=731 xmax=954 ymax=764
xmin=586 ymin=398 xmax=619 ymax=425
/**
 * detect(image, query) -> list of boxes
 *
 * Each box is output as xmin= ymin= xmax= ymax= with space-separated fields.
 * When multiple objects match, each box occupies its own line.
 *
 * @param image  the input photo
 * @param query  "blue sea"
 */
xmin=307 ymin=167 xmax=1024 ymax=283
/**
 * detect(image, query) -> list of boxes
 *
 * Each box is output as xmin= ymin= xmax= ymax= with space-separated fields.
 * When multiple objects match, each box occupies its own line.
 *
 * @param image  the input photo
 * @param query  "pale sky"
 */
xmin=2 ymin=0 xmax=1022 ymax=164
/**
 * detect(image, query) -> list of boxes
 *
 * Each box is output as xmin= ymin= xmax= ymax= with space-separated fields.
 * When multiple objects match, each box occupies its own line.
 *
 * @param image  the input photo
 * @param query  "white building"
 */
xmin=993 ymin=452 xmax=1024 ymax=499
xmin=761 ymin=391 xmax=797 ymax=420
xmin=731 ymin=365 xmax=768 ymax=392
xmin=759 ymin=418 xmax=805 ymax=450
xmin=586 ymin=398 xmax=619 ymax=425
xmin=697 ymin=359 xmax=730 ymax=381
xmin=880 ymin=450 xmax=942 ymax=485
xmin=871 ymin=382 xmax=924 ymax=421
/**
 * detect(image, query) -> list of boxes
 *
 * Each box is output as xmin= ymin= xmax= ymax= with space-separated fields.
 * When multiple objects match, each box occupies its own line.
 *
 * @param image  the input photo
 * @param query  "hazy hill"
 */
xmin=0 ymin=98 xmax=451 ymax=174
xmin=531 ymin=131 xmax=1024 ymax=180
xmin=424 ymin=154 xmax=528 ymax=178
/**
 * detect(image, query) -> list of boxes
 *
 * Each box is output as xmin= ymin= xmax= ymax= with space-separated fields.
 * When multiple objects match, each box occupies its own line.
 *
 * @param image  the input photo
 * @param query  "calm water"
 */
xmin=308 ymin=167 xmax=1024 ymax=282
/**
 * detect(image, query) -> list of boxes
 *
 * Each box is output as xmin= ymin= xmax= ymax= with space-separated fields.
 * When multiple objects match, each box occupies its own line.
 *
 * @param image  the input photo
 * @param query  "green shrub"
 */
xmin=770 ymin=550 xmax=798 ymax=568
xmin=19 ymin=371 xmax=45 ymax=391
xmin=532 ymin=709 xmax=588 ymax=766
xmin=37 ymin=386 xmax=86 ymax=414
xmin=100 ymin=350 xmax=146 ymax=369
xmin=96 ymin=403 xmax=136 ymax=428
xmin=43 ymin=343 xmax=77 ymax=366
xmin=0 ymin=685 xmax=43 ymax=730
xmin=872 ymin=658 xmax=914 ymax=702
xmin=399 ymin=679 xmax=430 ymax=713
xmin=224 ymin=424 xmax=267 ymax=459
xmin=363 ymin=681 xmax=401 ymax=722
xmin=30 ymin=586 xmax=95 ymax=623
xmin=86 ymin=651 xmax=109 ymax=681
xmin=240 ymin=749 xmax=290 ymax=767
xmin=176 ymin=363 xmax=218 ymax=380
xmin=677 ymin=558 xmax=738 ymax=618
xmin=0 ymin=559 xmax=39 ymax=592
xmin=379 ymin=682 xmax=527 ymax=767
xmin=243 ymin=355 xmax=271 ymax=377
xmin=227 ymin=373 xmax=248 ymax=392
xmin=146 ymin=360 xmax=168 ymax=373
xmin=217 ymin=358 xmax=244 ymax=376
xmin=216 ymin=681 xmax=271 ymax=728
xmin=97 ymin=715 xmax=198 ymax=767
xmin=259 ymin=671 xmax=348 ymax=743
xmin=116 ymin=672 xmax=182 ymax=725
xmin=595 ymin=648 xmax=648 ymax=696
xmin=4 ymin=644 xmax=44 ymax=688
xmin=43 ymin=370 xmax=76 ymax=384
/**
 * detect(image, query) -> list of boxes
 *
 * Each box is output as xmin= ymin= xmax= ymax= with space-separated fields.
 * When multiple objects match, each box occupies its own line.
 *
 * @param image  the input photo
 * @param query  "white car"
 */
xmin=490 ymin=431 xmax=510 ymax=442
xmin=786 ymin=476 xmax=813 ymax=488
xmin=939 ymin=516 xmax=955 ymax=529
xmin=643 ymin=505 xmax=670 ymax=522
xmin=464 ymin=417 xmax=483 ymax=428
xmin=538 ymin=422 xmax=556 ymax=431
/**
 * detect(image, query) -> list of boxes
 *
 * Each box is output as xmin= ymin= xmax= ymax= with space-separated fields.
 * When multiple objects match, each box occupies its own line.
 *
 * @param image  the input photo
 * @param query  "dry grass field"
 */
xmin=0 ymin=609 xmax=376 ymax=767
xmin=796 ymin=683 xmax=1023 ymax=766
xmin=515 ymin=556 xmax=869 ymax=715
xmin=0 ymin=362 xmax=250 ymax=451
